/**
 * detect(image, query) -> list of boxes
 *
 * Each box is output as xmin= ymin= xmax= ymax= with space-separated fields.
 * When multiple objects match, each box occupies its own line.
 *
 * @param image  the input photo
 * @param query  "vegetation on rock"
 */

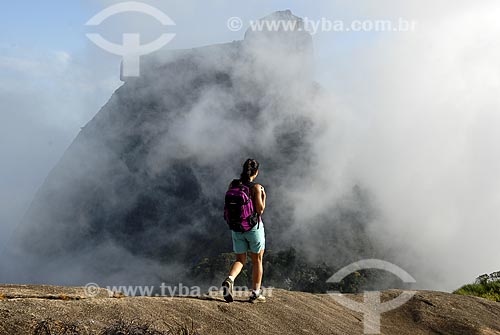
xmin=454 ymin=271 xmax=500 ymax=302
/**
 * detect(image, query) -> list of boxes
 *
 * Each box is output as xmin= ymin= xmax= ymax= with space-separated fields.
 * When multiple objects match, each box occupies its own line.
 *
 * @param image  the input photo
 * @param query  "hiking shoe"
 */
xmin=249 ymin=291 xmax=266 ymax=303
xmin=222 ymin=277 xmax=234 ymax=303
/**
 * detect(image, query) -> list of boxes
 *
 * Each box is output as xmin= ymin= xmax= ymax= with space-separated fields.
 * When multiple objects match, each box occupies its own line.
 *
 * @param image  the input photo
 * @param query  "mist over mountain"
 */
xmin=3 ymin=2 xmax=500 ymax=294
xmin=1 ymin=11 xmax=381 ymax=287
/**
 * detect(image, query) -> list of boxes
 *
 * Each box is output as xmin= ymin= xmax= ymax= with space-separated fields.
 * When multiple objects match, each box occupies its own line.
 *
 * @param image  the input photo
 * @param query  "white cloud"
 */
xmin=314 ymin=2 xmax=500 ymax=290
xmin=0 ymin=46 xmax=122 ymax=249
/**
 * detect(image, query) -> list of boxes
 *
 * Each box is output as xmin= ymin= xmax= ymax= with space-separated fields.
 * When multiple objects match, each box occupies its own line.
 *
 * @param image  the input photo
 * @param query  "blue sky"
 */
xmin=0 ymin=1 xmax=377 ymax=56
xmin=1 ymin=2 xmax=92 ymax=51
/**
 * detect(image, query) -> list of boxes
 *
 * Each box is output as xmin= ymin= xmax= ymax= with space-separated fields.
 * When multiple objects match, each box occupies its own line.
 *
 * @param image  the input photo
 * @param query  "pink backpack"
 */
xmin=224 ymin=179 xmax=260 ymax=232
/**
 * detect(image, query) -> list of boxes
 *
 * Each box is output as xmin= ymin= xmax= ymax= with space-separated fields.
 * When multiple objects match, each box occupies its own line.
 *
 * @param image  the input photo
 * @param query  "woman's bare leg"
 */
xmin=229 ymin=253 xmax=247 ymax=278
xmin=250 ymin=249 xmax=265 ymax=291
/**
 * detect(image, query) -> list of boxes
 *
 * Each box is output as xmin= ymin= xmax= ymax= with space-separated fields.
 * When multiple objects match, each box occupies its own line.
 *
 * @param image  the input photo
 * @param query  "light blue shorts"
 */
xmin=231 ymin=220 xmax=265 ymax=254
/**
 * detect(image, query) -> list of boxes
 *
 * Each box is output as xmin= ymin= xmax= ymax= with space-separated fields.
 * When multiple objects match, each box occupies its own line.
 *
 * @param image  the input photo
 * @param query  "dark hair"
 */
xmin=240 ymin=158 xmax=260 ymax=183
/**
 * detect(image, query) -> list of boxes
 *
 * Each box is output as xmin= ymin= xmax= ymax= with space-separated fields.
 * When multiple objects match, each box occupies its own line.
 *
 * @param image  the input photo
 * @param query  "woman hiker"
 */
xmin=222 ymin=158 xmax=267 ymax=303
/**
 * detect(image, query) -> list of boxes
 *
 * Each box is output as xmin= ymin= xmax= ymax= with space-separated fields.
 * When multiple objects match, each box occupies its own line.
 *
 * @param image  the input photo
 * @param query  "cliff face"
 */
xmin=1 ymin=284 xmax=500 ymax=335
xmin=4 ymin=11 xmax=376 ymax=286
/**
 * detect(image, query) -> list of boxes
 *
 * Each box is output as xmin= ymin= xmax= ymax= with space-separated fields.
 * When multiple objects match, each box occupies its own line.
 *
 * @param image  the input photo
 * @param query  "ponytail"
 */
xmin=240 ymin=158 xmax=260 ymax=183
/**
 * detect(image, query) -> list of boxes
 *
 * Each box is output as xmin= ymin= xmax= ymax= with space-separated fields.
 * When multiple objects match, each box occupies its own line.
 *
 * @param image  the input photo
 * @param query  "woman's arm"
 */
xmin=253 ymin=184 xmax=266 ymax=215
